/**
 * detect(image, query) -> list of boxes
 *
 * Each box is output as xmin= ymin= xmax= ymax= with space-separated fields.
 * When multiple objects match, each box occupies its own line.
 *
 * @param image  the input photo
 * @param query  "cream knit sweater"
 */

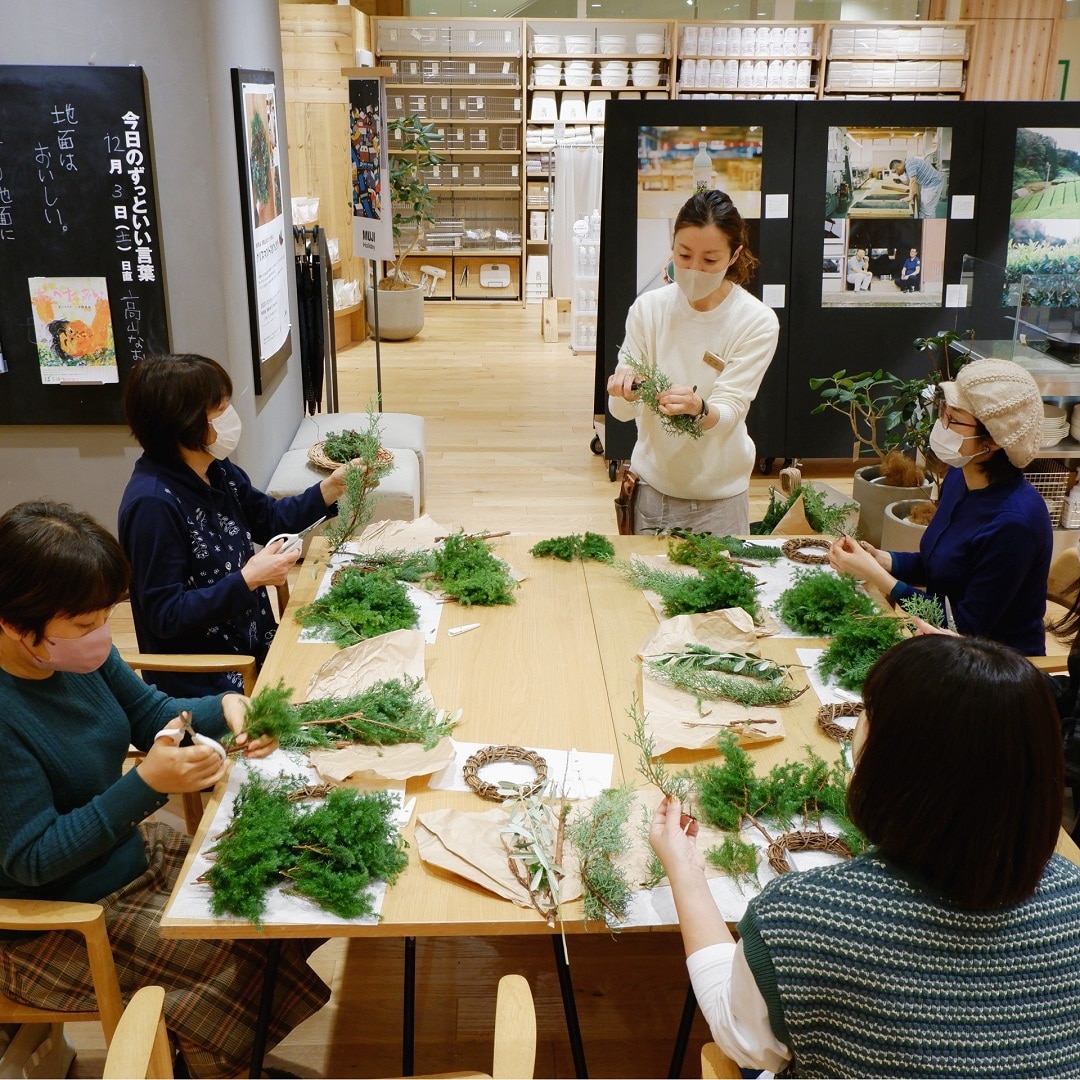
xmin=609 ymin=282 xmax=779 ymax=501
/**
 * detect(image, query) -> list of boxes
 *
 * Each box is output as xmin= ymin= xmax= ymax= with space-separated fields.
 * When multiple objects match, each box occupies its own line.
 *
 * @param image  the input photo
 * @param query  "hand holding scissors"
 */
xmin=267 ymin=515 xmax=327 ymax=555
xmin=138 ymin=711 xmax=229 ymax=794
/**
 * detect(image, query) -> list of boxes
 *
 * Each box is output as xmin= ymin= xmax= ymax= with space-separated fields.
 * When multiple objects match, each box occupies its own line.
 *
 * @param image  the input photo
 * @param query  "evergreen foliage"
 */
xmin=626 ymin=699 xmax=691 ymax=803
xmin=667 ymin=531 xmax=782 ymax=569
xmin=432 ymin=531 xmax=518 ymax=606
xmin=566 ymin=786 xmax=635 ymax=925
xmin=898 ymin=592 xmax=946 ymax=630
xmin=751 ymin=484 xmax=857 ymax=537
xmin=774 ymin=569 xmax=877 ymax=636
xmin=817 ymin=615 xmax=905 ymax=692
xmin=622 ymin=354 xmax=703 ymax=440
xmin=323 ymin=407 xmax=395 ymax=556
xmin=618 ymin=560 xmax=760 ymax=620
xmin=340 ymin=549 xmax=435 ymax=583
xmin=529 ymin=532 xmax=615 ymax=563
xmin=644 ymin=651 xmax=804 ymax=708
xmin=205 ymin=774 xmax=407 ymax=926
xmin=295 ymin=567 xmax=418 ymax=647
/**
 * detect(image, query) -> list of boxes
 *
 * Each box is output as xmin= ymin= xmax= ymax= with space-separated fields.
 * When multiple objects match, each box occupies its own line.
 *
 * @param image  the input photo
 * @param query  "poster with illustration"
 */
xmin=231 ymin=69 xmax=291 ymax=391
xmin=29 ymin=276 xmax=117 ymax=385
xmin=1007 ymin=128 xmax=1080 ymax=325
xmin=349 ymin=76 xmax=393 ymax=261
xmin=635 ymin=125 xmax=762 ymax=297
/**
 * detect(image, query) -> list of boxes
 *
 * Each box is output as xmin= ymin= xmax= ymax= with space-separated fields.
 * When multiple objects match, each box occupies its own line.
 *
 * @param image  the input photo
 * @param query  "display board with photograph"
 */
xmin=0 ymin=65 xmax=168 ymax=425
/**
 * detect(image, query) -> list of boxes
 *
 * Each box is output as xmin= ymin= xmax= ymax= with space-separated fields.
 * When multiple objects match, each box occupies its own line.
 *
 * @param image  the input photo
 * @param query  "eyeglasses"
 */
xmin=940 ymin=407 xmax=980 ymax=432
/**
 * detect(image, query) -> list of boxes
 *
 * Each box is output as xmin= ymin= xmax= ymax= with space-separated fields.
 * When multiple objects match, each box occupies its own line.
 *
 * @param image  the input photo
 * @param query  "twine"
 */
xmin=766 ymin=828 xmax=854 ymax=875
xmin=308 ymin=442 xmax=394 ymax=472
xmin=464 ymin=744 xmax=548 ymax=801
xmin=816 ymin=701 xmax=863 ymax=742
xmin=781 ymin=537 xmax=832 ymax=564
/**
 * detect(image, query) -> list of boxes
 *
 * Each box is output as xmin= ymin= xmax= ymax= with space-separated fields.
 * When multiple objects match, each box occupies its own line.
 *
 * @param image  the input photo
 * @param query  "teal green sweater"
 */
xmin=738 ymin=852 xmax=1080 ymax=1078
xmin=0 ymin=648 xmax=226 ymax=903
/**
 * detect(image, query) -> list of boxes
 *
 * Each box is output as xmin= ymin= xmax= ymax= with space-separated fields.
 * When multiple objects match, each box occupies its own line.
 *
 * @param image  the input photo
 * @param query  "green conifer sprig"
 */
xmin=774 ymin=568 xmax=878 ymax=636
xmin=431 ymin=531 xmax=517 ymax=606
xmin=647 ymin=644 xmax=790 ymax=683
xmin=706 ymin=834 xmax=761 ymax=885
xmin=751 ymin=484 xmax=858 ymax=538
xmin=617 ymin=560 xmax=760 ymax=620
xmin=626 ymin=699 xmax=691 ymax=803
xmin=566 ymin=786 xmax=634 ymax=926
xmin=529 ymin=532 xmax=615 ymax=563
xmin=667 ymin=532 xmax=782 ymax=569
xmin=237 ymin=677 xmax=459 ymax=751
xmin=817 ymin=614 xmax=905 ymax=692
xmin=341 ymin=548 xmax=436 ymax=582
xmin=622 ymin=354 xmax=704 ymax=440
xmin=295 ymin=567 xmax=418 ymax=647
xmin=643 ymin=659 xmax=805 ymax=708
xmin=898 ymin=592 xmax=946 ymax=630
xmin=205 ymin=774 xmax=407 ymax=926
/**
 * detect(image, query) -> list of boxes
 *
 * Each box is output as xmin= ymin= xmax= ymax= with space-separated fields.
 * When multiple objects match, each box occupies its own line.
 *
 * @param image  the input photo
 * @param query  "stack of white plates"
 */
xmin=533 ymin=33 xmax=561 ymax=55
xmin=1044 ymin=402 xmax=1069 ymax=448
xmin=598 ymin=34 xmax=627 ymax=55
xmin=1070 ymin=403 xmax=1080 ymax=443
xmin=564 ymin=60 xmax=594 ymax=88
xmin=533 ymin=60 xmax=562 ymax=87
xmin=599 ymin=59 xmax=629 ymax=87
xmin=631 ymin=59 xmax=661 ymax=86
xmin=564 ymin=33 xmax=594 ymax=55
xmin=635 ymin=32 xmax=665 ymax=55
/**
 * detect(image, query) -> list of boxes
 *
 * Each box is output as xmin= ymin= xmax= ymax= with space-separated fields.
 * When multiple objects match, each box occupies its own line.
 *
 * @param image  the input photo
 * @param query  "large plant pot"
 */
xmin=852 ymin=464 xmax=931 ymax=548
xmin=366 ymin=283 xmax=424 ymax=342
xmin=881 ymin=499 xmax=933 ymax=553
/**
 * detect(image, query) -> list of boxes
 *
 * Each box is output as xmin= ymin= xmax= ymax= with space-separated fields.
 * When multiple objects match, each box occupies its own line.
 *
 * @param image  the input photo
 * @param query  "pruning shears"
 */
xmin=154 ymin=710 xmax=227 ymax=760
xmin=267 ymin=515 xmax=327 ymax=554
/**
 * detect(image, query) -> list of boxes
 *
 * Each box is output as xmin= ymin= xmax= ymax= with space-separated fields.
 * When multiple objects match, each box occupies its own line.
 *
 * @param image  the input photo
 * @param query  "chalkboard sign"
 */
xmin=0 ymin=66 xmax=169 ymax=425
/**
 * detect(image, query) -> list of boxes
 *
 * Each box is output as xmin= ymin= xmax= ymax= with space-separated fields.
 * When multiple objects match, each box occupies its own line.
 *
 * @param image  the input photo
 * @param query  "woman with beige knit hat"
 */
xmin=830 ymin=357 xmax=1052 ymax=655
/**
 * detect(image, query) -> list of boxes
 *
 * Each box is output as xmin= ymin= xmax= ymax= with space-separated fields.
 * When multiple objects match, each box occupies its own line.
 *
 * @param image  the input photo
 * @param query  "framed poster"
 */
xmin=0 ymin=65 xmax=169 ymax=424
xmin=349 ymin=75 xmax=393 ymax=262
xmin=231 ymin=68 xmax=291 ymax=393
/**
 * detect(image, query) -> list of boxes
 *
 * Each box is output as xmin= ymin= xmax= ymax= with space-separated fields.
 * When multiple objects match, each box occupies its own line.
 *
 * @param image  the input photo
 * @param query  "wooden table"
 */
xmin=159 ymin=534 xmax=1079 ymax=1072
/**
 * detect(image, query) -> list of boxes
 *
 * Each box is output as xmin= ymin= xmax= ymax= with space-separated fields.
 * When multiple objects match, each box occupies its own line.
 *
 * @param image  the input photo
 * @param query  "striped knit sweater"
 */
xmin=738 ymin=852 xmax=1080 ymax=1078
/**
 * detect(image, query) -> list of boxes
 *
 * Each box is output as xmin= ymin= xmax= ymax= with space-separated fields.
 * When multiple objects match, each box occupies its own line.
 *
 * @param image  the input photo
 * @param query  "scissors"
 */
xmin=267 ymin=516 xmax=327 ymax=555
xmin=154 ymin=710 xmax=227 ymax=760
xmin=943 ymin=596 xmax=958 ymax=633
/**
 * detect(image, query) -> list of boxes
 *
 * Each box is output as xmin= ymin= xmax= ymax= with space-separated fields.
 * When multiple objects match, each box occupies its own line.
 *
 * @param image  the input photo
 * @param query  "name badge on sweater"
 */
xmin=703 ymin=350 xmax=726 ymax=373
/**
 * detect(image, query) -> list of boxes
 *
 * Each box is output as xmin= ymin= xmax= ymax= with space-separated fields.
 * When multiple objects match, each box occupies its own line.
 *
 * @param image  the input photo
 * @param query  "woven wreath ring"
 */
xmin=308 ymin=442 xmax=395 ymax=472
xmin=816 ymin=701 xmax=863 ymax=742
xmin=464 ymin=744 xmax=548 ymax=802
xmin=766 ymin=829 xmax=854 ymax=875
xmin=781 ymin=537 xmax=832 ymax=564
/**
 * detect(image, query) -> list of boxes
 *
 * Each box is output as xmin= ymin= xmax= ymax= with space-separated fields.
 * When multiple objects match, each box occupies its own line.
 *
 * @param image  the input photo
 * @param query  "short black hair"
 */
xmin=673 ymin=189 xmax=759 ymax=286
xmin=124 ymin=353 xmax=232 ymax=464
xmin=848 ymin=635 xmax=1062 ymax=910
xmin=889 ymin=158 xmax=905 ymax=172
xmin=0 ymin=501 xmax=130 ymax=643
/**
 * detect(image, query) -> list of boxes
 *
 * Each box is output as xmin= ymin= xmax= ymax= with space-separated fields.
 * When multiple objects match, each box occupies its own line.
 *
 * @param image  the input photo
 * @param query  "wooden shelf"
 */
xmin=390 ymin=148 xmax=522 ymax=157
xmin=386 ymin=82 xmax=521 ymax=91
xmin=409 ymin=248 xmax=522 ymax=257
xmin=426 ymin=184 xmax=521 ymax=192
xmin=824 ymin=84 xmax=965 ymax=93
xmin=380 ymin=50 xmax=520 ymax=59
xmin=528 ymin=52 xmax=670 ymax=60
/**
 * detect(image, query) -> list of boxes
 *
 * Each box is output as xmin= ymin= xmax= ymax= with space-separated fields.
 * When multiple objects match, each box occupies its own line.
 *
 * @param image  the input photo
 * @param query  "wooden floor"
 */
xmin=72 ymin=302 xmax=858 ymax=1079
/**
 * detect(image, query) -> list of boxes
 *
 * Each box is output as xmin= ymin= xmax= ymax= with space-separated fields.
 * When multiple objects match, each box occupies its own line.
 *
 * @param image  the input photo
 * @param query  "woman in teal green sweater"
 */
xmin=651 ymin=635 xmax=1080 ymax=1078
xmin=0 ymin=500 xmax=330 ymax=1077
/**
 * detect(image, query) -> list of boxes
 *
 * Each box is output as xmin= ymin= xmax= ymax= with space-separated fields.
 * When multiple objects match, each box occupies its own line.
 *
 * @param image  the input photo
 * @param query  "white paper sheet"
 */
xmin=167 ymin=750 xmax=407 ymax=926
xmin=428 ymin=739 xmax=614 ymax=800
xmin=795 ymin=647 xmax=862 ymax=705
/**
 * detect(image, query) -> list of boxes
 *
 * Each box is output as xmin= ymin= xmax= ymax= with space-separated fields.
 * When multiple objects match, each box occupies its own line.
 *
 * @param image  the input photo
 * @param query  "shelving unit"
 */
xmin=377 ymin=17 xmax=525 ymax=303
xmin=821 ymin=21 xmax=975 ymax=99
xmin=673 ymin=21 xmax=824 ymax=99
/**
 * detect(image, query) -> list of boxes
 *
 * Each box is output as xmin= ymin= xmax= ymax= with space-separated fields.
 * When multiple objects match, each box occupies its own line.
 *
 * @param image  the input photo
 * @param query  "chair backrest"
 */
xmin=700 ymin=1041 xmax=741 ymax=1079
xmin=492 ymin=973 xmax=536 ymax=1080
xmin=1048 ymin=544 xmax=1080 ymax=610
xmin=103 ymin=985 xmax=173 ymax=1079
xmin=120 ymin=650 xmax=258 ymax=696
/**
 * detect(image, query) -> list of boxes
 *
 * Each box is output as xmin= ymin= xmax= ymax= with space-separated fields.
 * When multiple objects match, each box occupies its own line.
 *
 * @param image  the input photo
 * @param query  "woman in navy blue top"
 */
xmin=118 ymin=354 xmax=351 ymax=695
xmin=830 ymin=358 xmax=1052 ymax=656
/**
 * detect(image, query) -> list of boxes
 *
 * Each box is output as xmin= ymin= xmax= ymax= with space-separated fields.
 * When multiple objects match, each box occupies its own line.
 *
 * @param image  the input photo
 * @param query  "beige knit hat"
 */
xmin=939 ymin=358 xmax=1043 ymax=469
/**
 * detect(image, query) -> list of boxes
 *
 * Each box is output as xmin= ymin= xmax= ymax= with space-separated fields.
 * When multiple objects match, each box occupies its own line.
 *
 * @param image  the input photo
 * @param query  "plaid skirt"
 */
xmin=0 ymin=821 xmax=331 ymax=1078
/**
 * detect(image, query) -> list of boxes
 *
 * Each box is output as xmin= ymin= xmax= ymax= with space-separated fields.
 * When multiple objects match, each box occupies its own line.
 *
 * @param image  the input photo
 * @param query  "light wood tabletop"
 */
xmin=160 ymin=533 xmax=1080 ymax=940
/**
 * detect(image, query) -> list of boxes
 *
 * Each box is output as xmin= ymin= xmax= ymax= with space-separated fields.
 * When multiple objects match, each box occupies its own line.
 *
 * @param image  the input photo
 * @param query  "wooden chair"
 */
xmin=0 ymin=898 xmax=125 ymax=1048
xmin=120 ymin=650 xmax=257 ymax=834
xmin=103 ymin=985 xmax=173 ymax=1079
xmin=700 ymin=1041 xmax=742 ymax=1079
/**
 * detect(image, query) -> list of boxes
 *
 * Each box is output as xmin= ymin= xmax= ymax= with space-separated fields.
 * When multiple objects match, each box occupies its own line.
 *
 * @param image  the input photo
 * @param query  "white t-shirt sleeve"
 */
xmin=686 ymin=941 xmax=792 ymax=1074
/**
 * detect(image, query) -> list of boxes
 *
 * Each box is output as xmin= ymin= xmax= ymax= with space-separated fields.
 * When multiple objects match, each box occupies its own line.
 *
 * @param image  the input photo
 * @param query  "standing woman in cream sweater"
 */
xmin=607 ymin=189 xmax=779 ymax=534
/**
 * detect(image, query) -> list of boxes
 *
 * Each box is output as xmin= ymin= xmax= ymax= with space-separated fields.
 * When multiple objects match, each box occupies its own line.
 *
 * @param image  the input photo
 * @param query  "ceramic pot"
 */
xmin=852 ymin=464 xmax=931 ymax=547
xmin=366 ymin=283 xmax=424 ymax=342
xmin=880 ymin=498 xmax=933 ymax=554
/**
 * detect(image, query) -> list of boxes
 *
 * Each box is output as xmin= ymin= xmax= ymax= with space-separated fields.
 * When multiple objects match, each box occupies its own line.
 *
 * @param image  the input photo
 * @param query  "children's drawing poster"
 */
xmin=29 ymin=276 xmax=117 ymax=384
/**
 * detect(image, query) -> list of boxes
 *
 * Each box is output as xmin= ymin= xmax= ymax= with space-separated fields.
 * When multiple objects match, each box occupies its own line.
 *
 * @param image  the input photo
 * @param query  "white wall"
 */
xmin=0 ymin=0 xmax=303 ymax=532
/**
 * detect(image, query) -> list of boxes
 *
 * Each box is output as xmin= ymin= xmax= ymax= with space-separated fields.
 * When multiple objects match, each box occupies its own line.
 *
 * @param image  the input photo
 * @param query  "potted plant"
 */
xmin=809 ymin=329 xmax=971 ymax=546
xmin=366 ymin=114 xmax=444 ymax=342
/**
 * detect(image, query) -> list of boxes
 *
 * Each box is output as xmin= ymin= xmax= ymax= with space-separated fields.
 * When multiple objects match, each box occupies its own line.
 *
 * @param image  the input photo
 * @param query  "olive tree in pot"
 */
xmin=809 ymin=330 xmax=970 ymax=546
xmin=366 ymin=115 xmax=444 ymax=342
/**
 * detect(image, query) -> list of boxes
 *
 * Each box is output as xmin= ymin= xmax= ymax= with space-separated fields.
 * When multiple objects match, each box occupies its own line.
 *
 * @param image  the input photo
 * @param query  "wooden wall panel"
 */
xmin=959 ymin=0 xmax=1062 ymax=101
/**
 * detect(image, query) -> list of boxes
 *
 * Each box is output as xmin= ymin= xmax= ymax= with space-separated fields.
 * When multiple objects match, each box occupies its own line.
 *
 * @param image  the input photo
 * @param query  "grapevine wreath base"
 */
xmin=464 ymin=745 xmax=548 ymax=801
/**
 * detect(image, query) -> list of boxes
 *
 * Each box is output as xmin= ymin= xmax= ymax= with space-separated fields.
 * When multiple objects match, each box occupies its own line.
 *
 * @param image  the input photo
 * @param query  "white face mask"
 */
xmin=667 ymin=261 xmax=727 ymax=304
xmin=207 ymin=404 xmax=242 ymax=460
xmin=929 ymin=418 xmax=981 ymax=469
